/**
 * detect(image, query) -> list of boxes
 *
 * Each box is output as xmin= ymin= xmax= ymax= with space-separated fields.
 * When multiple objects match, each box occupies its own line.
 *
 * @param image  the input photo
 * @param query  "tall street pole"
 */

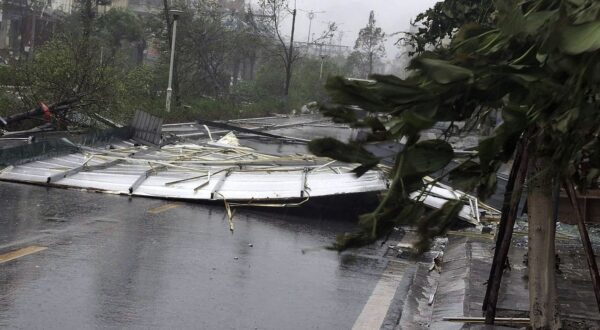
xmin=166 ymin=10 xmax=182 ymax=113
xmin=307 ymin=11 xmax=314 ymax=44
xmin=319 ymin=55 xmax=326 ymax=80
xmin=29 ymin=13 xmax=36 ymax=60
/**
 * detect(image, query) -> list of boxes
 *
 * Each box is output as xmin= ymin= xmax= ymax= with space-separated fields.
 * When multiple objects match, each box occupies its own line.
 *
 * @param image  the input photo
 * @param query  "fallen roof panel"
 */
xmin=0 ymin=136 xmax=389 ymax=203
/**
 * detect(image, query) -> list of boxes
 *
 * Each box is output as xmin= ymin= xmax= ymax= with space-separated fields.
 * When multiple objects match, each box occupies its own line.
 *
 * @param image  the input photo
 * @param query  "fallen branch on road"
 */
xmin=0 ymin=97 xmax=80 ymax=129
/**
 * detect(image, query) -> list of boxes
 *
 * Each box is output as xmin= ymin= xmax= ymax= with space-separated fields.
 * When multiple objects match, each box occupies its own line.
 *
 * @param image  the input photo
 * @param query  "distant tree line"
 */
xmin=0 ymin=0 xmax=391 ymax=127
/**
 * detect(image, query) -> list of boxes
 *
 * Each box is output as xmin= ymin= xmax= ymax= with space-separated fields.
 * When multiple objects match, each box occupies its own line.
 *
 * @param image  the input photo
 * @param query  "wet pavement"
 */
xmin=0 ymin=181 xmax=390 ymax=329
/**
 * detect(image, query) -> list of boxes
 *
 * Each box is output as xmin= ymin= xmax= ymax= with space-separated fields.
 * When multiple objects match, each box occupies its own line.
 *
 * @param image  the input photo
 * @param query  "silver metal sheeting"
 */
xmin=0 ymin=139 xmax=389 ymax=201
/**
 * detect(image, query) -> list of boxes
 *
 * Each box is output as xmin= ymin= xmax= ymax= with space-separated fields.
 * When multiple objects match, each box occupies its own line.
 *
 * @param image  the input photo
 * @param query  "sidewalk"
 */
xmin=382 ymin=224 xmax=600 ymax=329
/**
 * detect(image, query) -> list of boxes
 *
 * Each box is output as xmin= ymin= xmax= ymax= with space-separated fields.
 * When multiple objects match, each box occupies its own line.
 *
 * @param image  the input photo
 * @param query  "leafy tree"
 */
xmin=232 ymin=55 xmax=346 ymax=114
xmin=96 ymin=9 xmax=145 ymax=58
xmin=310 ymin=0 xmax=600 ymax=328
xmin=177 ymin=6 xmax=232 ymax=97
xmin=175 ymin=3 xmax=263 ymax=98
xmin=354 ymin=10 xmax=385 ymax=77
xmin=0 ymin=1 xmax=164 ymax=125
xmin=5 ymin=0 xmax=123 ymax=118
xmin=344 ymin=51 xmax=368 ymax=78
xmin=401 ymin=0 xmax=494 ymax=55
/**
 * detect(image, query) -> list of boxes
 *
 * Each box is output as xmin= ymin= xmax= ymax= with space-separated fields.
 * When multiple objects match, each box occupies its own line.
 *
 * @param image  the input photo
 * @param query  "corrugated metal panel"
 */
xmin=132 ymin=110 xmax=163 ymax=145
xmin=0 ymin=140 xmax=389 ymax=202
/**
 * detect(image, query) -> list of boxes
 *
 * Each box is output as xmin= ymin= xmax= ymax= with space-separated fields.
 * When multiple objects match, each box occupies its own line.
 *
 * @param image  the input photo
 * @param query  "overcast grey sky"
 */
xmin=249 ymin=0 xmax=439 ymax=58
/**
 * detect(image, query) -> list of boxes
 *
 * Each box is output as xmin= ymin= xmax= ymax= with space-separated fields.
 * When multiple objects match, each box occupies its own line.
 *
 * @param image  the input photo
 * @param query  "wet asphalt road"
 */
xmin=0 ymin=181 xmax=388 ymax=329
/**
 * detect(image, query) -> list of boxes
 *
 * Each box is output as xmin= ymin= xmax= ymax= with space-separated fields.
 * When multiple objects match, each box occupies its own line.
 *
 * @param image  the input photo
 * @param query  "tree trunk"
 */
xmin=527 ymin=155 xmax=561 ymax=329
xmin=367 ymin=52 xmax=373 ymax=78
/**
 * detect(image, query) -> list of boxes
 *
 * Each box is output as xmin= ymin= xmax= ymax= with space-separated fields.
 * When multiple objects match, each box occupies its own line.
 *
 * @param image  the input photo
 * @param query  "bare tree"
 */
xmin=250 ymin=0 xmax=298 ymax=101
xmin=250 ymin=0 xmax=336 ymax=106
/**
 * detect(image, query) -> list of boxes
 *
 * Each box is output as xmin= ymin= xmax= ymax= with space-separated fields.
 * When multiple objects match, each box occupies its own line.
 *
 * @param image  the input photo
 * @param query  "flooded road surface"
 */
xmin=0 ymin=181 xmax=389 ymax=329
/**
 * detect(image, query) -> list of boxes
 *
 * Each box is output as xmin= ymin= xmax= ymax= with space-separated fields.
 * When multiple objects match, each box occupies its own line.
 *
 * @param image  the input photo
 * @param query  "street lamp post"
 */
xmin=165 ymin=9 xmax=183 ymax=113
xmin=319 ymin=55 xmax=327 ymax=80
xmin=307 ymin=11 xmax=314 ymax=44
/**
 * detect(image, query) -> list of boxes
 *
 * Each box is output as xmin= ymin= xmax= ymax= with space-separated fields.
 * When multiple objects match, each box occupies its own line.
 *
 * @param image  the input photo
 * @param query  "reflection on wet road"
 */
xmin=0 ymin=181 xmax=388 ymax=329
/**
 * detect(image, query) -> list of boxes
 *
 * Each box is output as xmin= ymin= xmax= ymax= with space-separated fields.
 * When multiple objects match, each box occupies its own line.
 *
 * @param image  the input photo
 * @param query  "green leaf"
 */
xmin=571 ymin=2 xmax=600 ymax=25
xmin=494 ymin=0 xmax=527 ymax=36
xmin=417 ymin=58 xmax=474 ymax=84
xmin=371 ymin=74 xmax=431 ymax=105
xmin=415 ymin=199 xmax=463 ymax=252
xmin=560 ymin=21 xmax=600 ymax=54
xmin=448 ymin=160 xmax=482 ymax=191
xmin=308 ymin=137 xmax=379 ymax=174
xmin=553 ymin=107 xmax=580 ymax=133
xmin=510 ymin=73 xmax=541 ymax=84
xmin=399 ymin=139 xmax=454 ymax=177
xmin=524 ymin=10 xmax=556 ymax=35
xmin=319 ymin=103 xmax=358 ymax=124
xmin=387 ymin=110 xmax=435 ymax=137
xmin=478 ymin=105 xmax=528 ymax=175
xmin=325 ymin=77 xmax=389 ymax=113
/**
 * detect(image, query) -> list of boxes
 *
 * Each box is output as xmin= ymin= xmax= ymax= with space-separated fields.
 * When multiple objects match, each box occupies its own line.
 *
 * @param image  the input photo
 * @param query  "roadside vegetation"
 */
xmin=310 ymin=0 xmax=600 ymax=328
xmin=0 ymin=0 xmax=373 ymax=126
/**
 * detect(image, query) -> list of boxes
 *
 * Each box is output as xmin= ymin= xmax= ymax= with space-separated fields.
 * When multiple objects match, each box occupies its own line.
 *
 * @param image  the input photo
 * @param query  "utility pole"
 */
xmin=29 ymin=14 xmax=36 ymax=59
xmin=28 ymin=0 xmax=47 ymax=60
xmin=307 ymin=11 xmax=314 ymax=43
xmin=319 ymin=55 xmax=327 ymax=80
xmin=165 ymin=10 xmax=182 ymax=113
xmin=338 ymin=30 xmax=346 ymax=46
xmin=306 ymin=11 xmax=314 ymax=43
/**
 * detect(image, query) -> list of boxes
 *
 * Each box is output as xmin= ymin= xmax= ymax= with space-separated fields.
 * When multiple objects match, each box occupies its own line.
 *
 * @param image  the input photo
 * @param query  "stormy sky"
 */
xmin=249 ymin=0 xmax=439 ymax=59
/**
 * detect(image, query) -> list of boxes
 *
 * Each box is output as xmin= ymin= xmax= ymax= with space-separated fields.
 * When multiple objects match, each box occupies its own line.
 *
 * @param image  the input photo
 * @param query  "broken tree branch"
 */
xmin=0 ymin=97 xmax=80 ymax=128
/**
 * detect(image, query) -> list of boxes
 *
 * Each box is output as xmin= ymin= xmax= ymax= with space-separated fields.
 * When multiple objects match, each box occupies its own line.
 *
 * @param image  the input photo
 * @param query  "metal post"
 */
xmin=166 ymin=11 xmax=181 ymax=113
xmin=319 ymin=55 xmax=325 ymax=80
xmin=29 ymin=13 xmax=36 ymax=60
xmin=484 ymin=137 xmax=530 ymax=324
xmin=564 ymin=181 xmax=600 ymax=313
xmin=307 ymin=11 xmax=314 ymax=44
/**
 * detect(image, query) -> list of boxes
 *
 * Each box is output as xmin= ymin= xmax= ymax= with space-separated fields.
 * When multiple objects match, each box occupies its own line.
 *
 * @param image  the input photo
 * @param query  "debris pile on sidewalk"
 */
xmin=382 ymin=221 xmax=600 ymax=330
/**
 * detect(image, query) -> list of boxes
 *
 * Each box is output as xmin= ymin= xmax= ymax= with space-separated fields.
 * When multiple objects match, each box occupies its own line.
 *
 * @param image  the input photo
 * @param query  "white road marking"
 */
xmin=0 ymin=246 xmax=47 ymax=264
xmin=148 ymin=203 xmax=182 ymax=214
xmin=352 ymin=261 xmax=405 ymax=330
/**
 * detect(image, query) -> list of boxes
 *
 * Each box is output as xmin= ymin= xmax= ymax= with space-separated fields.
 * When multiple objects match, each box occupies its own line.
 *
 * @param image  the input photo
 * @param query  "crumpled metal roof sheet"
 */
xmin=0 ymin=139 xmax=389 ymax=202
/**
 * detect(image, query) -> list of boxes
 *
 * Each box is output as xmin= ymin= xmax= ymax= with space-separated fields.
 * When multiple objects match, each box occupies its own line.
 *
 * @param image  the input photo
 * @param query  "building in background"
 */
xmin=294 ymin=41 xmax=350 ymax=59
xmin=0 ymin=0 xmax=72 ymax=61
xmin=217 ymin=0 xmax=244 ymax=12
xmin=97 ymin=0 xmax=161 ymax=15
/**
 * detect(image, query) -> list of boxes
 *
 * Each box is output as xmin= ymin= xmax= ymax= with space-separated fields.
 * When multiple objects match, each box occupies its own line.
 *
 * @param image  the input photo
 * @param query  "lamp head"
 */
xmin=169 ymin=9 xmax=184 ymax=19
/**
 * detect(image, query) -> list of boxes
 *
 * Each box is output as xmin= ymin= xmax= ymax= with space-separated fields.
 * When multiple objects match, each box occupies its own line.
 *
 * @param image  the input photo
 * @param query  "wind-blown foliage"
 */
xmin=310 ymin=0 xmax=600 ymax=251
xmin=5 ymin=0 xmax=125 ymax=118
xmin=401 ymin=0 xmax=494 ymax=55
